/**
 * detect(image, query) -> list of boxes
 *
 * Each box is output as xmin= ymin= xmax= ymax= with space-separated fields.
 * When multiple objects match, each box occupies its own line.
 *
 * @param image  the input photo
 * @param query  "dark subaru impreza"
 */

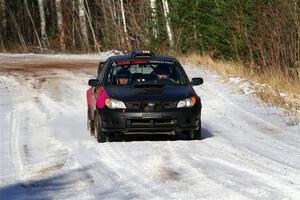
xmin=86 ymin=51 xmax=203 ymax=142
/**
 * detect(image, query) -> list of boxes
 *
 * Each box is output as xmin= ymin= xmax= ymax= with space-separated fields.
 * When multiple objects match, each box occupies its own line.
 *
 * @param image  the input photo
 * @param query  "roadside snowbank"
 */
xmin=0 ymin=50 xmax=122 ymax=62
xmin=227 ymin=76 xmax=300 ymax=121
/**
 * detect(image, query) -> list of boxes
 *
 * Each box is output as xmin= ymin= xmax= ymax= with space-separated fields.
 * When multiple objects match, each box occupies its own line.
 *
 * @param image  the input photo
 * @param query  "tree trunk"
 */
xmin=84 ymin=0 xmax=100 ymax=52
xmin=0 ymin=0 xmax=6 ymax=51
xmin=99 ymin=0 xmax=109 ymax=48
xmin=37 ymin=0 xmax=48 ymax=48
xmin=72 ymin=0 xmax=76 ymax=47
xmin=55 ymin=0 xmax=65 ymax=51
xmin=161 ymin=0 xmax=174 ymax=48
xmin=6 ymin=3 xmax=27 ymax=49
xmin=120 ymin=0 xmax=130 ymax=49
xmin=0 ymin=0 xmax=5 ymax=33
xmin=0 ymin=0 xmax=6 ymax=52
xmin=108 ymin=0 xmax=121 ymax=49
xmin=78 ymin=0 xmax=89 ymax=50
xmin=149 ymin=0 xmax=158 ymax=38
xmin=24 ymin=0 xmax=43 ymax=52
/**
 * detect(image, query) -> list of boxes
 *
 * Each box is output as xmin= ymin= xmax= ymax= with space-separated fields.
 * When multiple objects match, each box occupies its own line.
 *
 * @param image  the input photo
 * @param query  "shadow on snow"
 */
xmin=108 ymin=128 xmax=214 ymax=142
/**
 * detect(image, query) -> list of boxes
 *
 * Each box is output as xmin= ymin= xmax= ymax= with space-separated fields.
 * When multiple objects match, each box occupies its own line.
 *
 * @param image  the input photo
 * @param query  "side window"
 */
xmin=97 ymin=61 xmax=107 ymax=84
xmin=97 ymin=61 xmax=105 ymax=76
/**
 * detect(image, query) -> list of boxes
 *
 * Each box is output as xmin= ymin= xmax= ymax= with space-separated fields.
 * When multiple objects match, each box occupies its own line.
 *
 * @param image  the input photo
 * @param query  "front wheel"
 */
xmin=186 ymin=128 xmax=201 ymax=140
xmin=87 ymin=119 xmax=95 ymax=136
xmin=188 ymin=116 xmax=202 ymax=140
xmin=94 ymin=111 xmax=109 ymax=143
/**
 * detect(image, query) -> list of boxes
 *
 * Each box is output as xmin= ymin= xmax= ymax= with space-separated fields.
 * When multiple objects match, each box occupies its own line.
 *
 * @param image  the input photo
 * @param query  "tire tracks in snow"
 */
xmin=1 ymin=72 xmax=95 ymax=199
xmin=1 ymin=56 xmax=300 ymax=199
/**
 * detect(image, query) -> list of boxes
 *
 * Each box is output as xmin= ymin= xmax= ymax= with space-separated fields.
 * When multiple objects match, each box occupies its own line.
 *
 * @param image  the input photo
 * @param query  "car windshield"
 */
xmin=104 ymin=60 xmax=188 ymax=86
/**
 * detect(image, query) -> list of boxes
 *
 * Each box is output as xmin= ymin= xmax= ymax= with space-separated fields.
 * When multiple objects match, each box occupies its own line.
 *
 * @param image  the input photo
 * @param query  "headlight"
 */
xmin=105 ymin=98 xmax=126 ymax=109
xmin=177 ymin=96 xmax=196 ymax=108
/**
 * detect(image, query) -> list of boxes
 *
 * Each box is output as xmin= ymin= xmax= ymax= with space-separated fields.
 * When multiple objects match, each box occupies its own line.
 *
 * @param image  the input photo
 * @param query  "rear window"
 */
xmin=104 ymin=60 xmax=188 ymax=86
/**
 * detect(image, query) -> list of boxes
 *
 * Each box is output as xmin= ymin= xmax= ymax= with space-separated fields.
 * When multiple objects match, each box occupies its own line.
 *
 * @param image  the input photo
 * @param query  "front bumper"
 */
xmin=98 ymin=106 xmax=201 ymax=134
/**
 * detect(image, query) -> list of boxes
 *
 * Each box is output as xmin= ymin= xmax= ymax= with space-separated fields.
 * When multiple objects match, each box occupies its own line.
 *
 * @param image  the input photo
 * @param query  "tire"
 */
xmin=87 ymin=108 xmax=95 ymax=136
xmin=94 ymin=111 xmax=109 ymax=143
xmin=194 ymin=120 xmax=202 ymax=140
xmin=194 ymin=128 xmax=202 ymax=140
xmin=88 ymin=119 xmax=95 ymax=136
xmin=190 ymin=115 xmax=202 ymax=140
xmin=185 ymin=130 xmax=194 ymax=140
xmin=186 ymin=129 xmax=201 ymax=140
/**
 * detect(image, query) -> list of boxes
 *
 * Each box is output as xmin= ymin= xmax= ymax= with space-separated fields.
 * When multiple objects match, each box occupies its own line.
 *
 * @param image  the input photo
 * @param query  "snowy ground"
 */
xmin=0 ymin=53 xmax=299 ymax=200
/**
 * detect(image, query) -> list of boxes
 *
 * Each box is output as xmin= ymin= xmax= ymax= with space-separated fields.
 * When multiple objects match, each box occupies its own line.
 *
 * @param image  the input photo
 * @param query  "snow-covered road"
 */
xmin=0 ymin=54 xmax=299 ymax=200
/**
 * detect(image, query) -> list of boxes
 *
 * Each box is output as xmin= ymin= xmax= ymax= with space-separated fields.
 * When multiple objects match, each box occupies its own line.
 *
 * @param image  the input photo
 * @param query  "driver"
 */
xmin=154 ymin=65 xmax=171 ymax=80
xmin=116 ymin=68 xmax=131 ymax=85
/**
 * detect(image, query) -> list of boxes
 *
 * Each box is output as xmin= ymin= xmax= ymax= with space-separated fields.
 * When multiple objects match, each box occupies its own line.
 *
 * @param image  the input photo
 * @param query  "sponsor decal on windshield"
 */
xmin=149 ymin=60 xmax=174 ymax=64
xmin=116 ymin=60 xmax=149 ymax=65
xmin=114 ymin=60 xmax=174 ymax=66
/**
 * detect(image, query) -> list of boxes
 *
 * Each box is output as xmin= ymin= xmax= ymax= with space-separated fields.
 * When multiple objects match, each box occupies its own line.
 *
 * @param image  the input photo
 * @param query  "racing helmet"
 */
xmin=154 ymin=64 xmax=171 ymax=76
xmin=116 ymin=68 xmax=131 ymax=83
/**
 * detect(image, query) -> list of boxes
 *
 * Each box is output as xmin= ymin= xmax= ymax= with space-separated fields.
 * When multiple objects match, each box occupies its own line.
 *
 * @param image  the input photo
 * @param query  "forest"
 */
xmin=0 ymin=0 xmax=300 ymax=73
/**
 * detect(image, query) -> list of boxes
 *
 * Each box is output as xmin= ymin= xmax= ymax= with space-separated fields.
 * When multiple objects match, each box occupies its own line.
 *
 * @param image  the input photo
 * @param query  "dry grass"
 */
xmin=177 ymin=53 xmax=300 ymax=118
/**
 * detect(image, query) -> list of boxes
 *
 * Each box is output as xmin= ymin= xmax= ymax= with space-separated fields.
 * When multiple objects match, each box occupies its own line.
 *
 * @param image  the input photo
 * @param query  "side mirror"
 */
xmin=88 ymin=79 xmax=100 ymax=87
xmin=191 ymin=77 xmax=203 ymax=86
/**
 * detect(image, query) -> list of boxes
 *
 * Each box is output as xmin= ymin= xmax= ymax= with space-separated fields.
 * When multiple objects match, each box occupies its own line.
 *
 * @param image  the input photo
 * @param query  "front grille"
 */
xmin=126 ymin=102 xmax=141 ymax=110
xmin=126 ymin=101 xmax=177 ymax=111
xmin=126 ymin=118 xmax=176 ymax=128
xmin=162 ymin=101 xmax=177 ymax=109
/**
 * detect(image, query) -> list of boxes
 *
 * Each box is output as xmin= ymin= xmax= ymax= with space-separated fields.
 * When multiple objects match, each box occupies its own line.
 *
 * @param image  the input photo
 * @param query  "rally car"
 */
xmin=86 ymin=50 xmax=203 ymax=142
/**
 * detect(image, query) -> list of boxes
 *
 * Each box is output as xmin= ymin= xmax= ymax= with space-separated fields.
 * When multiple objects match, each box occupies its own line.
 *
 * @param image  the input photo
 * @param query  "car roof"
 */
xmin=106 ymin=54 xmax=178 ymax=62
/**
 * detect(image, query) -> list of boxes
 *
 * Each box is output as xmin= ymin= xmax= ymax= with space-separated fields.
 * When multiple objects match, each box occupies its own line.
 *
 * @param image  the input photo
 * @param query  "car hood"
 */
xmin=104 ymin=85 xmax=196 ymax=102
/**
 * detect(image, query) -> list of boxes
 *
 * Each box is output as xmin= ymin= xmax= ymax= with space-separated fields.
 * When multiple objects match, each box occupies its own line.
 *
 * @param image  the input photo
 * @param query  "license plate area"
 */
xmin=142 ymin=113 xmax=162 ymax=118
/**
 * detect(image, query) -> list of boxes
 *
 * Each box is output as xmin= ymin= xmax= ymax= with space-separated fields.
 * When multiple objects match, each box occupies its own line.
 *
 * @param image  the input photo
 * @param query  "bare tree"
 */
xmin=38 ymin=0 xmax=48 ymax=48
xmin=78 ymin=0 xmax=89 ymax=49
xmin=108 ymin=0 xmax=121 ymax=48
xmin=161 ymin=0 xmax=174 ymax=48
xmin=99 ymin=0 xmax=109 ymax=47
xmin=0 ymin=0 xmax=6 ymax=51
xmin=126 ymin=1 xmax=149 ymax=47
xmin=6 ymin=3 xmax=27 ymax=49
xmin=84 ymin=0 xmax=101 ymax=52
xmin=71 ymin=0 xmax=76 ymax=47
xmin=120 ymin=0 xmax=131 ymax=49
xmin=24 ymin=0 xmax=43 ymax=52
xmin=55 ymin=0 xmax=65 ymax=51
xmin=150 ymin=0 xmax=158 ymax=38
